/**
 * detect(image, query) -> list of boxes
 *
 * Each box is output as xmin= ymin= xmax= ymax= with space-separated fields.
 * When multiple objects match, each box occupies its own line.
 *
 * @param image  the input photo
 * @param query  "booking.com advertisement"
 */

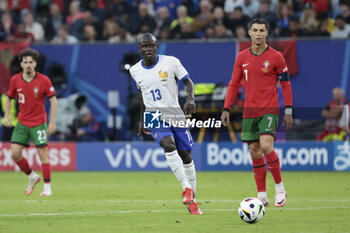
xmin=1 ymin=142 xmax=350 ymax=172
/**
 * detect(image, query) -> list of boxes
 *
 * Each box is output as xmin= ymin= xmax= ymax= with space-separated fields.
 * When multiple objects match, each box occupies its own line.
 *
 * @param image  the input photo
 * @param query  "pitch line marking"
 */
xmin=20 ymin=199 xmax=350 ymax=203
xmin=0 ymin=206 xmax=349 ymax=217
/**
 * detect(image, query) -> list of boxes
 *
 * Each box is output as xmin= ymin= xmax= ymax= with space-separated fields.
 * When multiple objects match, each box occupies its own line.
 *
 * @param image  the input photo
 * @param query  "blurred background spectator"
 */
xmin=0 ymin=11 xmax=16 ymax=41
xmin=23 ymin=11 xmax=44 ymax=41
xmin=12 ymin=21 xmax=35 ymax=43
xmin=44 ymin=3 xmax=65 ymax=41
xmin=191 ymin=0 xmax=214 ymax=38
xmin=51 ymin=24 xmax=78 ymax=44
xmin=331 ymin=14 xmax=350 ymax=38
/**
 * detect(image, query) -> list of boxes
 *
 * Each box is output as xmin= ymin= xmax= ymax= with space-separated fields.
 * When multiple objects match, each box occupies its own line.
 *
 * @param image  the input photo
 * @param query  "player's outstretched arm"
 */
xmin=183 ymin=77 xmax=196 ymax=116
xmin=48 ymin=96 xmax=57 ymax=135
xmin=138 ymin=92 xmax=150 ymax=137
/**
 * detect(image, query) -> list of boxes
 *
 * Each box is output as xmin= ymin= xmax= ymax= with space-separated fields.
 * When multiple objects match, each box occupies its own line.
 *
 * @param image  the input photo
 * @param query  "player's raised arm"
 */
xmin=183 ymin=77 xmax=196 ymax=116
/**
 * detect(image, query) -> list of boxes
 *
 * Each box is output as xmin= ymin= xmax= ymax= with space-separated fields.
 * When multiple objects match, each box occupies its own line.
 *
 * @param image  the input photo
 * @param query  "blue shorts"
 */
xmin=149 ymin=123 xmax=194 ymax=151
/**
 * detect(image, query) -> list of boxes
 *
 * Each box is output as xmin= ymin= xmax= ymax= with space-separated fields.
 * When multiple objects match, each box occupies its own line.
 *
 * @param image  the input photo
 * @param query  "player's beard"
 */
xmin=26 ymin=68 xmax=32 ymax=76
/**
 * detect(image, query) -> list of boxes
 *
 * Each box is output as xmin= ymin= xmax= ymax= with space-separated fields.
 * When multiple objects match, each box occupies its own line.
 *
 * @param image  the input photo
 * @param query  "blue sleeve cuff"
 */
xmin=182 ymin=74 xmax=189 ymax=82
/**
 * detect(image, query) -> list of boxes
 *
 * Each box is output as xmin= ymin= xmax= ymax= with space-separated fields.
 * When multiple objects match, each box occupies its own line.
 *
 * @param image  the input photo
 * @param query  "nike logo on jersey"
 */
xmin=138 ymin=80 xmax=144 ymax=84
xmin=242 ymin=63 xmax=249 ymax=67
xmin=17 ymin=88 xmax=22 ymax=92
xmin=283 ymin=67 xmax=288 ymax=72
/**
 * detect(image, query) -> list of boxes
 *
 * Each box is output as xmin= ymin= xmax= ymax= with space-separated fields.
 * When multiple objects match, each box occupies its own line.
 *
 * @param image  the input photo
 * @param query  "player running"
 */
xmin=4 ymin=48 xmax=57 ymax=196
xmin=129 ymin=33 xmax=202 ymax=215
xmin=221 ymin=18 xmax=293 ymax=207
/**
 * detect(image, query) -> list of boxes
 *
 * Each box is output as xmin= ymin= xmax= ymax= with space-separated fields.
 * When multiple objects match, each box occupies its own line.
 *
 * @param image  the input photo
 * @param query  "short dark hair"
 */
xmin=335 ymin=14 xmax=345 ymax=21
xmin=18 ymin=48 xmax=40 ymax=62
xmin=137 ymin=32 xmax=157 ymax=45
xmin=248 ymin=18 xmax=270 ymax=31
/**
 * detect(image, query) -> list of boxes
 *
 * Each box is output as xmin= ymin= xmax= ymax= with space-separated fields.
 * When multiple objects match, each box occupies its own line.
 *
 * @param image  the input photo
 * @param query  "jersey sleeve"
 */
xmin=275 ymin=52 xmax=288 ymax=75
xmin=129 ymin=66 xmax=141 ymax=90
xmin=6 ymin=76 xmax=17 ymax=99
xmin=45 ymin=77 xmax=56 ymax=98
xmin=172 ymin=57 xmax=189 ymax=81
xmin=276 ymin=52 xmax=293 ymax=107
xmin=223 ymin=53 xmax=243 ymax=110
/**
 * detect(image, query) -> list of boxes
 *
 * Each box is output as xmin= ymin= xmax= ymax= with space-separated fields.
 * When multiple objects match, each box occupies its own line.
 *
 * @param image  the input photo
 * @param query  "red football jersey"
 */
xmin=224 ymin=46 xmax=290 ymax=118
xmin=7 ymin=72 xmax=56 ymax=127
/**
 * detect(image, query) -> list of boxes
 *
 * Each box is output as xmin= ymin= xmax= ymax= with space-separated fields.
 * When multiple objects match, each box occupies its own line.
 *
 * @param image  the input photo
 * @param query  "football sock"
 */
xmin=252 ymin=157 xmax=267 ymax=192
xmin=265 ymin=150 xmax=282 ymax=184
xmin=275 ymin=181 xmax=285 ymax=191
xmin=16 ymin=157 xmax=32 ymax=175
xmin=43 ymin=183 xmax=51 ymax=191
xmin=165 ymin=150 xmax=191 ymax=190
xmin=258 ymin=191 xmax=267 ymax=199
xmin=183 ymin=161 xmax=197 ymax=194
xmin=42 ymin=163 xmax=51 ymax=184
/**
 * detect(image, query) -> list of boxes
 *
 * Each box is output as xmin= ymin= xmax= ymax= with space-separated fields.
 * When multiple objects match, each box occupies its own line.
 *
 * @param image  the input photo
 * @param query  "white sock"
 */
xmin=44 ymin=183 xmax=51 ymax=191
xmin=165 ymin=150 xmax=191 ymax=190
xmin=183 ymin=161 xmax=197 ymax=194
xmin=258 ymin=191 xmax=267 ymax=199
xmin=275 ymin=181 xmax=285 ymax=191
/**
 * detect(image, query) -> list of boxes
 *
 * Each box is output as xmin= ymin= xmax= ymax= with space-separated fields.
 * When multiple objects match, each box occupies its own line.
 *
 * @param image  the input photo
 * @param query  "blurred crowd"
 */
xmin=0 ymin=0 xmax=350 ymax=44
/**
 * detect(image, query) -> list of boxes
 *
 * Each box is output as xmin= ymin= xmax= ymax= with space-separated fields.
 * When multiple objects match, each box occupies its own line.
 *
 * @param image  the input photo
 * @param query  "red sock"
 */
xmin=42 ymin=163 xmax=51 ymax=183
xmin=252 ymin=157 xmax=267 ymax=192
xmin=16 ymin=157 xmax=32 ymax=175
xmin=265 ymin=150 xmax=282 ymax=184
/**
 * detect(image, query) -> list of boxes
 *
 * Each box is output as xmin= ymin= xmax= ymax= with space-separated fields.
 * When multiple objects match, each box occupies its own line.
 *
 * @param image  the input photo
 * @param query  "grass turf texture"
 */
xmin=0 ymin=171 xmax=349 ymax=233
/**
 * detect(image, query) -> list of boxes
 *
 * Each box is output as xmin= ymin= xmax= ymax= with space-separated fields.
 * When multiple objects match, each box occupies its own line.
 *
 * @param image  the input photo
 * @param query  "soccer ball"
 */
xmin=238 ymin=197 xmax=265 ymax=223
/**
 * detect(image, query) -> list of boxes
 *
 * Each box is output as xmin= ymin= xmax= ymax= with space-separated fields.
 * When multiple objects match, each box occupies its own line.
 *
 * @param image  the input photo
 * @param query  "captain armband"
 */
xmin=278 ymin=72 xmax=290 ymax=81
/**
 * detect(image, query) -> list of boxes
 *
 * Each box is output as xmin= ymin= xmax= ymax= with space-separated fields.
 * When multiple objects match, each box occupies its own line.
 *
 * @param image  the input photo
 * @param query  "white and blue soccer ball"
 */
xmin=238 ymin=197 xmax=265 ymax=223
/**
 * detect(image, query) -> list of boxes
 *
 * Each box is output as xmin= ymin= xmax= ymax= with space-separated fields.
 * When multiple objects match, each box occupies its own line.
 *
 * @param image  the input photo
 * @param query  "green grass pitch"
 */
xmin=0 ymin=171 xmax=349 ymax=233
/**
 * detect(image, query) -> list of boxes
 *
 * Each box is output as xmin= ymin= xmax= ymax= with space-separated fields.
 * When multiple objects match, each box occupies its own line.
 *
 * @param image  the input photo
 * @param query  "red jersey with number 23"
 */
xmin=7 ymin=72 xmax=56 ymax=127
xmin=224 ymin=46 xmax=290 ymax=118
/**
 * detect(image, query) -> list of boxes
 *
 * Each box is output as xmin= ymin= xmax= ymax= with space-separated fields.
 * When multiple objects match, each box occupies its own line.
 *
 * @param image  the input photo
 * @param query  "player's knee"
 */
xmin=162 ymin=141 xmax=176 ymax=152
xmin=36 ymin=147 xmax=49 ymax=163
xmin=260 ymin=143 xmax=273 ymax=155
xmin=160 ymin=136 xmax=177 ymax=152
xmin=178 ymin=151 xmax=192 ymax=164
xmin=249 ymin=144 xmax=261 ymax=156
xmin=11 ymin=152 xmax=22 ymax=162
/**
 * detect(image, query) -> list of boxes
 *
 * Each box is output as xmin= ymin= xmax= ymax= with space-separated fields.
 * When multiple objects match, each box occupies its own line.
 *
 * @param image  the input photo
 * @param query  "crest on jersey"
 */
xmin=262 ymin=60 xmax=270 ymax=73
xmin=33 ymin=87 xmax=39 ymax=97
xmin=159 ymin=70 xmax=168 ymax=82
